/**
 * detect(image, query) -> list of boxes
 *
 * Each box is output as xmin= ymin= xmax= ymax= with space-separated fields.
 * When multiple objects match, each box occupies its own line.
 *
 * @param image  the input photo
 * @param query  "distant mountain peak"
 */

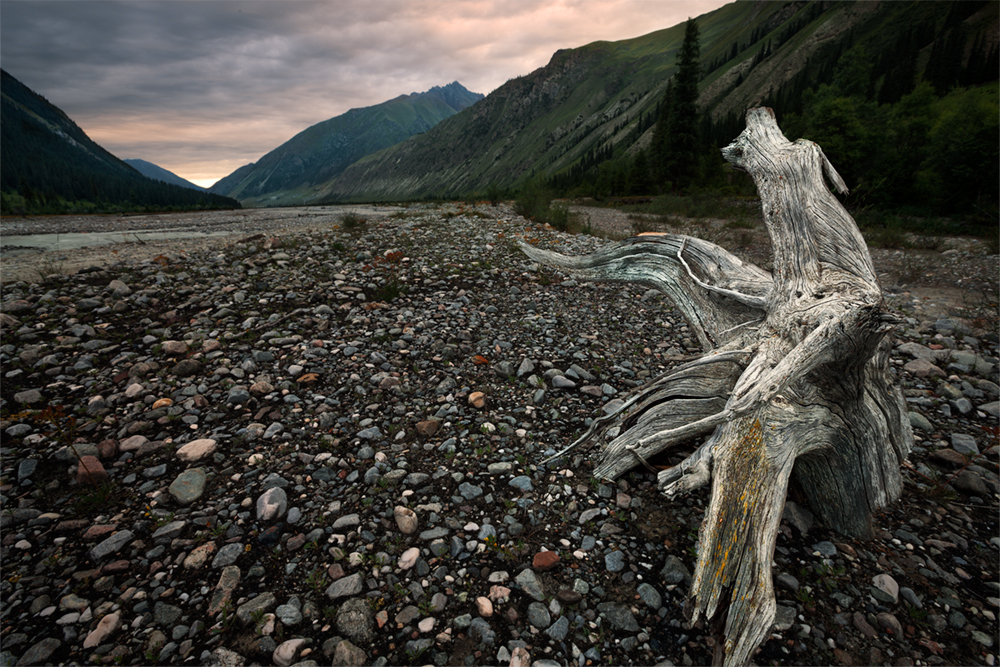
xmin=124 ymin=158 xmax=205 ymax=191
xmin=210 ymin=81 xmax=483 ymax=205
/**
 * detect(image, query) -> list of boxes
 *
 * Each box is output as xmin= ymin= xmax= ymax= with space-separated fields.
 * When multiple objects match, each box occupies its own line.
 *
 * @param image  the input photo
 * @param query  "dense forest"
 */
xmin=544 ymin=2 xmax=999 ymax=234
xmin=1 ymin=70 xmax=240 ymax=216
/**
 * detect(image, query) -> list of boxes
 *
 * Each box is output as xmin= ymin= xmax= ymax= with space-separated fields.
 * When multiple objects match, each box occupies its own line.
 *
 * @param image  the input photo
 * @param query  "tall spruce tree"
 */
xmin=659 ymin=18 xmax=701 ymax=192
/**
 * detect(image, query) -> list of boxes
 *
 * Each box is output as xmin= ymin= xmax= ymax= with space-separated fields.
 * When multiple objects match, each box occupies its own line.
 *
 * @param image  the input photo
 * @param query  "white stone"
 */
xmin=510 ymin=646 xmax=532 ymax=667
xmin=476 ymin=596 xmax=494 ymax=618
xmin=393 ymin=506 xmax=418 ymax=534
xmin=256 ymin=487 xmax=288 ymax=521
xmin=176 ymin=438 xmax=218 ymax=462
xmin=398 ymin=547 xmax=420 ymax=570
xmin=272 ymin=637 xmax=307 ymax=667
xmin=83 ymin=612 xmax=121 ymax=648
xmin=872 ymin=573 xmax=899 ymax=604
xmin=118 ymin=435 xmax=148 ymax=452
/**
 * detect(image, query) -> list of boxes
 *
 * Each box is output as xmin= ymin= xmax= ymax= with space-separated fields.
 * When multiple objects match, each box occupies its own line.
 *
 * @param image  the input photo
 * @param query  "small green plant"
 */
xmin=485 ymin=183 xmax=504 ymax=206
xmin=814 ymin=562 xmax=846 ymax=591
xmin=515 ymin=178 xmax=570 ymax=231
xmin=73 ymin=482 xmax=123 ymax=516
xmin=406 ymin=645 xmax=429 ymax=661
xmin=33 ymin=254 xmax=65 ymax=281
xmin=250 ymin=608 xmax=268 ymax=636
xmin=482 ymin=534 xmax=517 ymax=562
xmin=304 ymin=567 xmax=325 ymax=592
xmin=213 ymin=600 xmax=236 ymax=635
xmin=339 ymin=211 xmax=368 ymax=230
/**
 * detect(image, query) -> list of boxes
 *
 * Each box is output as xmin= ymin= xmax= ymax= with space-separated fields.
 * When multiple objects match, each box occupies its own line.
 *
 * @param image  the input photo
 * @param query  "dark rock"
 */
xmin=596 ymin=602 xmax=639 ymax=632
xmin=336 ymin=598 xmax=375 ymax=645
xmin=172 ymin=359 xmax=204 ymax=376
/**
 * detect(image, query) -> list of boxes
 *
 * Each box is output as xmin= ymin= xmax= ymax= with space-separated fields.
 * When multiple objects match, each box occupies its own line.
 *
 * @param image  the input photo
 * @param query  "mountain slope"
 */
xmin=124 ymin=158 xmax=206 ymax=191
xmin=209 ymin=82 xmax=483 ymax=206
xmin=0 ymin=70 xmax=239 ymax=214
xmin=316 ymin=0 xmax=997 ymax=203
xmin=314 ymin=1 xmax=780 ymax=202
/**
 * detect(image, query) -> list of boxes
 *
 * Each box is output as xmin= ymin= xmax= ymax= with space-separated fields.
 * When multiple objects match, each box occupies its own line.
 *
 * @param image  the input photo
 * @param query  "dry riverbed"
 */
xmin=0 ymin=202 xmax=997 ymax=667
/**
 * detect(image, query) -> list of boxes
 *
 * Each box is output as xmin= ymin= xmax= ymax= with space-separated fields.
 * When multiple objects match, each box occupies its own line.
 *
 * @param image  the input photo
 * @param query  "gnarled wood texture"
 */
xmin=520 ymin=107 xmax=912 ymax=666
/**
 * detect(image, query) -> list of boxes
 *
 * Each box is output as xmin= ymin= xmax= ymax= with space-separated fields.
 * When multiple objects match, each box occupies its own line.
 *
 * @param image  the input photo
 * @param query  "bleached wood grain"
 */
xmin=520 ymin=107 xmax=912 ymax=667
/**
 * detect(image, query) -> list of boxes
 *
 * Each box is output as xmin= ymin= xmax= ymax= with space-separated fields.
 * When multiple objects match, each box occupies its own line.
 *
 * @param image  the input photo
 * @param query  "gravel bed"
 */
xmin=0 ymin=202 xmax=997 ymax=667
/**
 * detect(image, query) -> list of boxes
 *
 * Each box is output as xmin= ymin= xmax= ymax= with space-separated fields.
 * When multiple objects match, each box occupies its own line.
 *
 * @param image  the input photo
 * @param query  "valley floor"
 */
xmin=0 ymin=202 xmax=997 ymax=667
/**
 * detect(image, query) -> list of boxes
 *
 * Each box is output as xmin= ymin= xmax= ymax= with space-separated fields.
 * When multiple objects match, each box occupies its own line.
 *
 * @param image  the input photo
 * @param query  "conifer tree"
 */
xmin=659 ymin=18 xmax=701 ymax=192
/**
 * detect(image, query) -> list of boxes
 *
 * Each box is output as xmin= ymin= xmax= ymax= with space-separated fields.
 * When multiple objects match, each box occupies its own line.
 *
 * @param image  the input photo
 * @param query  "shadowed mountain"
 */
xmin=209 ymin=82 xmax=483 ymax=206
xmin=124 ymin=159 xmax=206 ymax=192
xmin=0 ymin=69 xmax=239 ymax=214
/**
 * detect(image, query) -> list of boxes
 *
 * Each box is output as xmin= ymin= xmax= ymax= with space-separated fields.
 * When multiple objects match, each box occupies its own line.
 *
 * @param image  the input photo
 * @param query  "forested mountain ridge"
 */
xmin=316 ymin=0 xmax=998 ymax=214
xmin=0 ymin=70 xmax=240 ymax=215
xmin=208 ymin=82 xmax=483 ymax=206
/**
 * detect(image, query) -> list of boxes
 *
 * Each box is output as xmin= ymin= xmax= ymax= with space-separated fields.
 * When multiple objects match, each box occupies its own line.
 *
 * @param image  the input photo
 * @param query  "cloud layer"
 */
xmin=2 ymin=0 xmax=728 ymax=186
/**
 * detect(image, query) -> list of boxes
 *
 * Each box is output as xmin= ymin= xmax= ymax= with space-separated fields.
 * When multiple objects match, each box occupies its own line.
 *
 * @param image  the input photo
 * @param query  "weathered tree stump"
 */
xmin=520 ymin=107 xmax=913 ymax=666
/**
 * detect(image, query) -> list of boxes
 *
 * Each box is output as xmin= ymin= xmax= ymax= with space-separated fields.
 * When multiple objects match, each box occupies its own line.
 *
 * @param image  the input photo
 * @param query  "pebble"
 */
xmin=175 ymin=438 xmax=218 ymax=461
xmin=88 ymin=530 xmax=134 ymax=561
xmin=336 ymin=598 xmax=374 ymax=644
xmin=476 ymin=596 xmax=494 ymax=618
xmin=527 ymin=601 xmax=551 ymax=628
xmin=168 ymin=467 xmax=207 ymax=505
xmin=272 ymin=638 xmax=307 ymax=667
xmin=393 ymin=505 xmax=418 ymax=534
xmin=872 ymin=573 xmax=899 ymax=604
xmin=515 ymin=569 xmax=546 ymax=602
xmin=256 ymin=487 xmax=288 ymax=521
xmin=398 ymin=547 xmax=420 ymax=570
xmin=605 ymin=550 xmax=626 ymax=572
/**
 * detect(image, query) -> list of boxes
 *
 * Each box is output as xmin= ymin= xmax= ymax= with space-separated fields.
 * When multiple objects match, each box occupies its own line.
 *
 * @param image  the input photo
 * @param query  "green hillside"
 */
xmin=209 ymin=82 xmax=483 ymax=207
xmin=315 ymin=0 xmax=997 ymax=222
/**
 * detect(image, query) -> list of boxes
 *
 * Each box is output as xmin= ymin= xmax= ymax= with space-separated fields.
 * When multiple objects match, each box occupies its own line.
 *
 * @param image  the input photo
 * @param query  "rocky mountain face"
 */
xmin=209 ymin=82 xmax=483 ymax=206
xmin=124 ymin=159 xmax=205 ymax=192
xmin=315 ymin=0 xmax=996 ymax=202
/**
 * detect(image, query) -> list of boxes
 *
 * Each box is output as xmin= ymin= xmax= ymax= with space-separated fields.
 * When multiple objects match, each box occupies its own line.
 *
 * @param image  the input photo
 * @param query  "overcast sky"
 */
xmin=2 ymin=0 xmax=729 ymax=187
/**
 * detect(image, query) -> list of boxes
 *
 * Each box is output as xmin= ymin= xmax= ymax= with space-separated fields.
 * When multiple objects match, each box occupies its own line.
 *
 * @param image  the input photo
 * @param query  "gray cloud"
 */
xmin=1 ymin=0 xmax=728 ymax=185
